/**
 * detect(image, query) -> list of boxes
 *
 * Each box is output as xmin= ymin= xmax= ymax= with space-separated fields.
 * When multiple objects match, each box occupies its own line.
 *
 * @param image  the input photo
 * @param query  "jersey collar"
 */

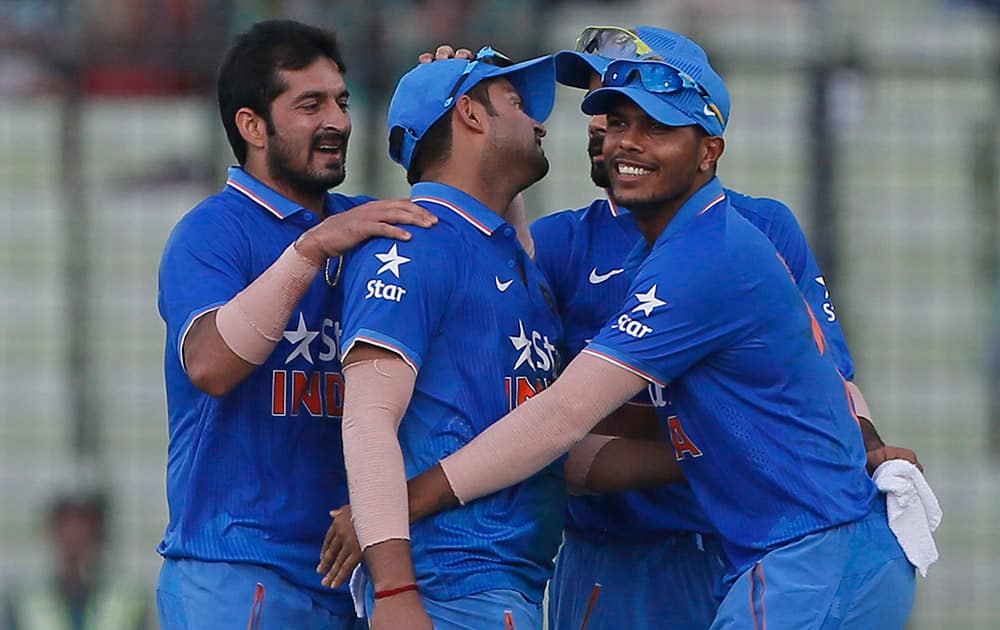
xmin=605 ymin=189 xmax=631 ymax=217
xmin=621 ymin=177 xmax=728 ymax=270
xmin=655 ymin=177 xmax=727 ymax=246
xmin=225 ymin=166 xmax=308 ymax=220
xmin=410 ymin=181 xmax=506 ymax=236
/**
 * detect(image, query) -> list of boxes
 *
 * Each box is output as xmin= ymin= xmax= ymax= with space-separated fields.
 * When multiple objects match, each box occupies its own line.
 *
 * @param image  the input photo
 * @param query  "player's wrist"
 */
xmin=293 ymin=231 xmax=329 ymax=267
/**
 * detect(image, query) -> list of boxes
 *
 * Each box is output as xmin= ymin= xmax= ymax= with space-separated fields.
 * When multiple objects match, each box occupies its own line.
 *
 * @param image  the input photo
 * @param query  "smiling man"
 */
xmin=155 ymin=20 xmax=436 ymax=630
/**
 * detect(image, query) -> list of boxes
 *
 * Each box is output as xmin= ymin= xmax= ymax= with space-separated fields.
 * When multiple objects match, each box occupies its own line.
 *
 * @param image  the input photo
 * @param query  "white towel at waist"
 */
xmin=872 ymin=459 xmax=942 ymax=577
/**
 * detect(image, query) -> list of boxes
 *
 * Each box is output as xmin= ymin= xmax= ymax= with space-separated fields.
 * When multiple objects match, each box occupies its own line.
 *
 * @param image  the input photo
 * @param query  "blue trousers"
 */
xmin=548 ymin=530 xmax=726 ymax=630
xmin=157 ymin=558 xmax=365 ymax=630
xmin=364 ymin=586 xmax=542 ymax=629
xmin=712 ymin=499 xmax=915 ymax=629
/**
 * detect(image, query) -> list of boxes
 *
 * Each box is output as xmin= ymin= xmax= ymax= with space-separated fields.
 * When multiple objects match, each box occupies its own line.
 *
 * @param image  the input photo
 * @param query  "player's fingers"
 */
xmin=318 ymin=524 xmax=337 ymax=569
xmin=329 ymin=542 xmax=362 ymax=588
xmin=418 ymin=52 xmax=434 ymax=64
xmin=888 ymin=446 xmax=923 ymax=472
xmin=434 ymin=45 xmax=456 ymax=59
xmin=455 ymin=48 xmax=474 ymax=59
xmin=319 ymin=538 xmax=344 ymax=584
xmin=375 ymin=201 xmax=437 ymax=227
xmin=374 ymin=224 xmax=419 ymax=242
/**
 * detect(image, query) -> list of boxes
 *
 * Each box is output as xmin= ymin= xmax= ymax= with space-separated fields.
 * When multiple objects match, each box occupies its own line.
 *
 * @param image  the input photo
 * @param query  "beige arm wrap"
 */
xmin=846 ymin=380 xmax=872 ymax=423
xmin=214 ymin=242 xmax=320 ymax=365
xmin=440 ymin=353 xmax=647 ymax=504
xmin=341 ymin=358 xmax=416 ymax=551
xmin=565 ymin=434 xmax=618 ymax=495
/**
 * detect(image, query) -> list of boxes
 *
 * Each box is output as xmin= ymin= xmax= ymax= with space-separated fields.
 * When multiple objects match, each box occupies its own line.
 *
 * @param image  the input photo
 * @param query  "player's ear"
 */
xmin=453 ymin=94 xmax=485 ymax=133
xmin=699 ymin=136 xmax=725 ymax=173
xmin=235 ymin=107 xmax=267 ymax=151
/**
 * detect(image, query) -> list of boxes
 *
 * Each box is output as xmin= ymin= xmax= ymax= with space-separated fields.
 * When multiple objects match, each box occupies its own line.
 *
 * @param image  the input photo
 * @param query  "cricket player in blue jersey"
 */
xmin=536 ymin=26 xmax=894 ymax=629
xmin=335 ymin=50 xmax=565 ymax=630
xmin=402 ymin=51 xmax=917 ymax=629
xmin=155 ymin=20 xmax=436 ymax=630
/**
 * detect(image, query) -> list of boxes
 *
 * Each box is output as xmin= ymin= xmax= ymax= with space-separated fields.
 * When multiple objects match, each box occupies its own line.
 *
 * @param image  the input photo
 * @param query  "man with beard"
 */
xmin=155 ymin=20 xmax=435 ymax=630
xmin=334 ymin=50 xmax=564 ymax=630
xmin=400 ymin=48 xmax=918 ymax=629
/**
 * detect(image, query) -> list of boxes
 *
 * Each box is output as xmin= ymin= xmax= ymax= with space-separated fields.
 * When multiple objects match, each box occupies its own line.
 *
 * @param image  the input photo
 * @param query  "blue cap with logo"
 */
xmin=558 ymin=25 xmax=730 ymax=136
xmin=387 ymin=51 xmax=556 ymax=170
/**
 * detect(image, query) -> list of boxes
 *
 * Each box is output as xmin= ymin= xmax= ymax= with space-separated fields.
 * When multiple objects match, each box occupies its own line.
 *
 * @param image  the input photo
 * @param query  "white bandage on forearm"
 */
xmin=215 ymin=242 xmax=320 ymax=365
xmin=846 ymin=380 xmax=872 ymax=422
xmin=565 ymin=434 xmax=618 ymax=492
xmin=439 ymin=353 xmax=646 ymax=504
xmin=341 ymin=358 xmax=416 ymax=551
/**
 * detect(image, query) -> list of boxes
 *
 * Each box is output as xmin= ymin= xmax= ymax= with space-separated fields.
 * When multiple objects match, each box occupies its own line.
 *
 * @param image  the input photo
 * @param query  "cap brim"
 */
xmin=553 ymin=51 xmax=609 ymax=89
xmin=582 ymin=86 xmax=698 ymax=128
xmin=482 ymin=55 xmax=556 ymax=124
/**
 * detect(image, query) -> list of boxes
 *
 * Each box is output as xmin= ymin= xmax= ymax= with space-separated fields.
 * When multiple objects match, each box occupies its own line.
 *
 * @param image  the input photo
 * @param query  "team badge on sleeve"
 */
xmin=365 ymin=244 xmax=412 ymax=303
xmin=612 ymin=284 xmax=665 ymax=340
xmin=375 ymin=244 xmax=411 ymax=277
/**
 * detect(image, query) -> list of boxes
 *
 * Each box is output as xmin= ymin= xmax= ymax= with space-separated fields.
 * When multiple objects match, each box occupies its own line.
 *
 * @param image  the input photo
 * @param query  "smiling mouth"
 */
xmin=616 ymin=163 xmax=654 ymax=177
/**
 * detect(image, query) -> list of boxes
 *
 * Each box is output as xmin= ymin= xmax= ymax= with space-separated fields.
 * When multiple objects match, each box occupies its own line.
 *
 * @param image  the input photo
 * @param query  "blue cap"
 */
xmin=634 ymin=26 xmax=730 ymax=128
xmin=554 ymin=51 xmax=610 ymax=89
xmin=560 ymin=25 xmax=730 ymax=135
xmin=582 ymin=58 xmax=727 ymax=136
xmin=387 ymin=55 xmax=556 ymax=170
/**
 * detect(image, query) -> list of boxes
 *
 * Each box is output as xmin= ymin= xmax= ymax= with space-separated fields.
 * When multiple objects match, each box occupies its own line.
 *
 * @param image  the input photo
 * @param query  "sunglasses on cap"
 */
xmin=604 ymin=59 xmax=725 ymax=128
xmin=442 ymin=46 xmax=514 ymax=109
xmin=575 ymin=26 xmax=654 ymax=60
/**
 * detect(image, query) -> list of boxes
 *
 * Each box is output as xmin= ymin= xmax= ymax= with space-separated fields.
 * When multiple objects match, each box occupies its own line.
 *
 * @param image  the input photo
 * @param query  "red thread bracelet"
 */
xmin=374 ymin=584 xmax=419 ymax=600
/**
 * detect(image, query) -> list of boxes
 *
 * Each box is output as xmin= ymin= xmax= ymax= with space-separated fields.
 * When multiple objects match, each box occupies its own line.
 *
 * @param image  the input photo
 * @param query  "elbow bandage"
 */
xmin=440 ymin=354 xmax=645 ymax=504
xmin=341 ymin=358 xmax=416 ymax=551
xmin=215 ymin=242 xmax=320 ymax=365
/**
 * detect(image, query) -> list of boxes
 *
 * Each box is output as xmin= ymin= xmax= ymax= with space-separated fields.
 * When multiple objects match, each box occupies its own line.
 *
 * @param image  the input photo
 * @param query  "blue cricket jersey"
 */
xmin=157 ymin=167 xmax=369 ymax=616
xmin=340 ymin=182 xmax=567 ymax=603
xmin=532 ymin=190 xmax=857 ymax=543
xmin=532 ymin=195 xmax=712 ymax=540
xmin=585 ymin=178 xmax=877 ymax=575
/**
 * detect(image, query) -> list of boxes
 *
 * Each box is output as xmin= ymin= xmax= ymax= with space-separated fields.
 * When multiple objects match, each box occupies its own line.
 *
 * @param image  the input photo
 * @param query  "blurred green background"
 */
xmin=1 ymin=0 xmax=997 ymax=627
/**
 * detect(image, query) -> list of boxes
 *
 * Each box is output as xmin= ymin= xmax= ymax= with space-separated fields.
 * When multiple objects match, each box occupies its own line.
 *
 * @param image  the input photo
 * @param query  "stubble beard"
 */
xmin=266 ymin=133 xmax=347 ymax=197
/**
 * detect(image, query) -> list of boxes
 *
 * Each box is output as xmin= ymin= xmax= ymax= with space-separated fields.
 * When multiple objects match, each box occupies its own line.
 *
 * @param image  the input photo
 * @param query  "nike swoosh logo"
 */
xmin=495 ymin=277 xmax=513 ymax=292
xmin=589 ymin=268 xmax=624 ymax=284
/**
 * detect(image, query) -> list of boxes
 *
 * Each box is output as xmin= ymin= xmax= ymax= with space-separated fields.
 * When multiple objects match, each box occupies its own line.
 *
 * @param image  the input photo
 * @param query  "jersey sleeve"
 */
xmin=157 ymin=203 xmax=251 ymax=370
xmin=760 ymin=200 xmax=857 ymax=381
xmin=585 ymin=246 xmax=743 ymax=386
xmin=339 ymin=230 xmax=455 ymax=371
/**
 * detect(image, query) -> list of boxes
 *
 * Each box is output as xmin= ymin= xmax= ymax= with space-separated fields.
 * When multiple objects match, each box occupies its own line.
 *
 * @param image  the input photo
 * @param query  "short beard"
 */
xmin=266 ymin=130 xmax=347 ymax=197
xmin=588 ymin=133 xmax=609 ymax=188
xmin=609 ymin=188 xmax=670 ymax=221
xmin=590 ymin=160 xmax=610 ymax=189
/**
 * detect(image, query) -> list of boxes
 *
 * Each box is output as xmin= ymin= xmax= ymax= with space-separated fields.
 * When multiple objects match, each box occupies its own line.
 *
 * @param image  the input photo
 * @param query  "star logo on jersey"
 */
xmin=631 ymin=285 xmax=666 ymax=317
xmin=588 ymin=267 xmax=624 ymax=284
xmin=495 ymin=276 xmax=513 ymax=292
xmin=815 ymin=275 xmax=829 ymax=299
xmin=509 ymin=320 xmax=533 ymax=370
xmin=375 ymin=244 xmax=411 ymax=278
xmin=283 ymin=313 xmax=319 ymax=364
